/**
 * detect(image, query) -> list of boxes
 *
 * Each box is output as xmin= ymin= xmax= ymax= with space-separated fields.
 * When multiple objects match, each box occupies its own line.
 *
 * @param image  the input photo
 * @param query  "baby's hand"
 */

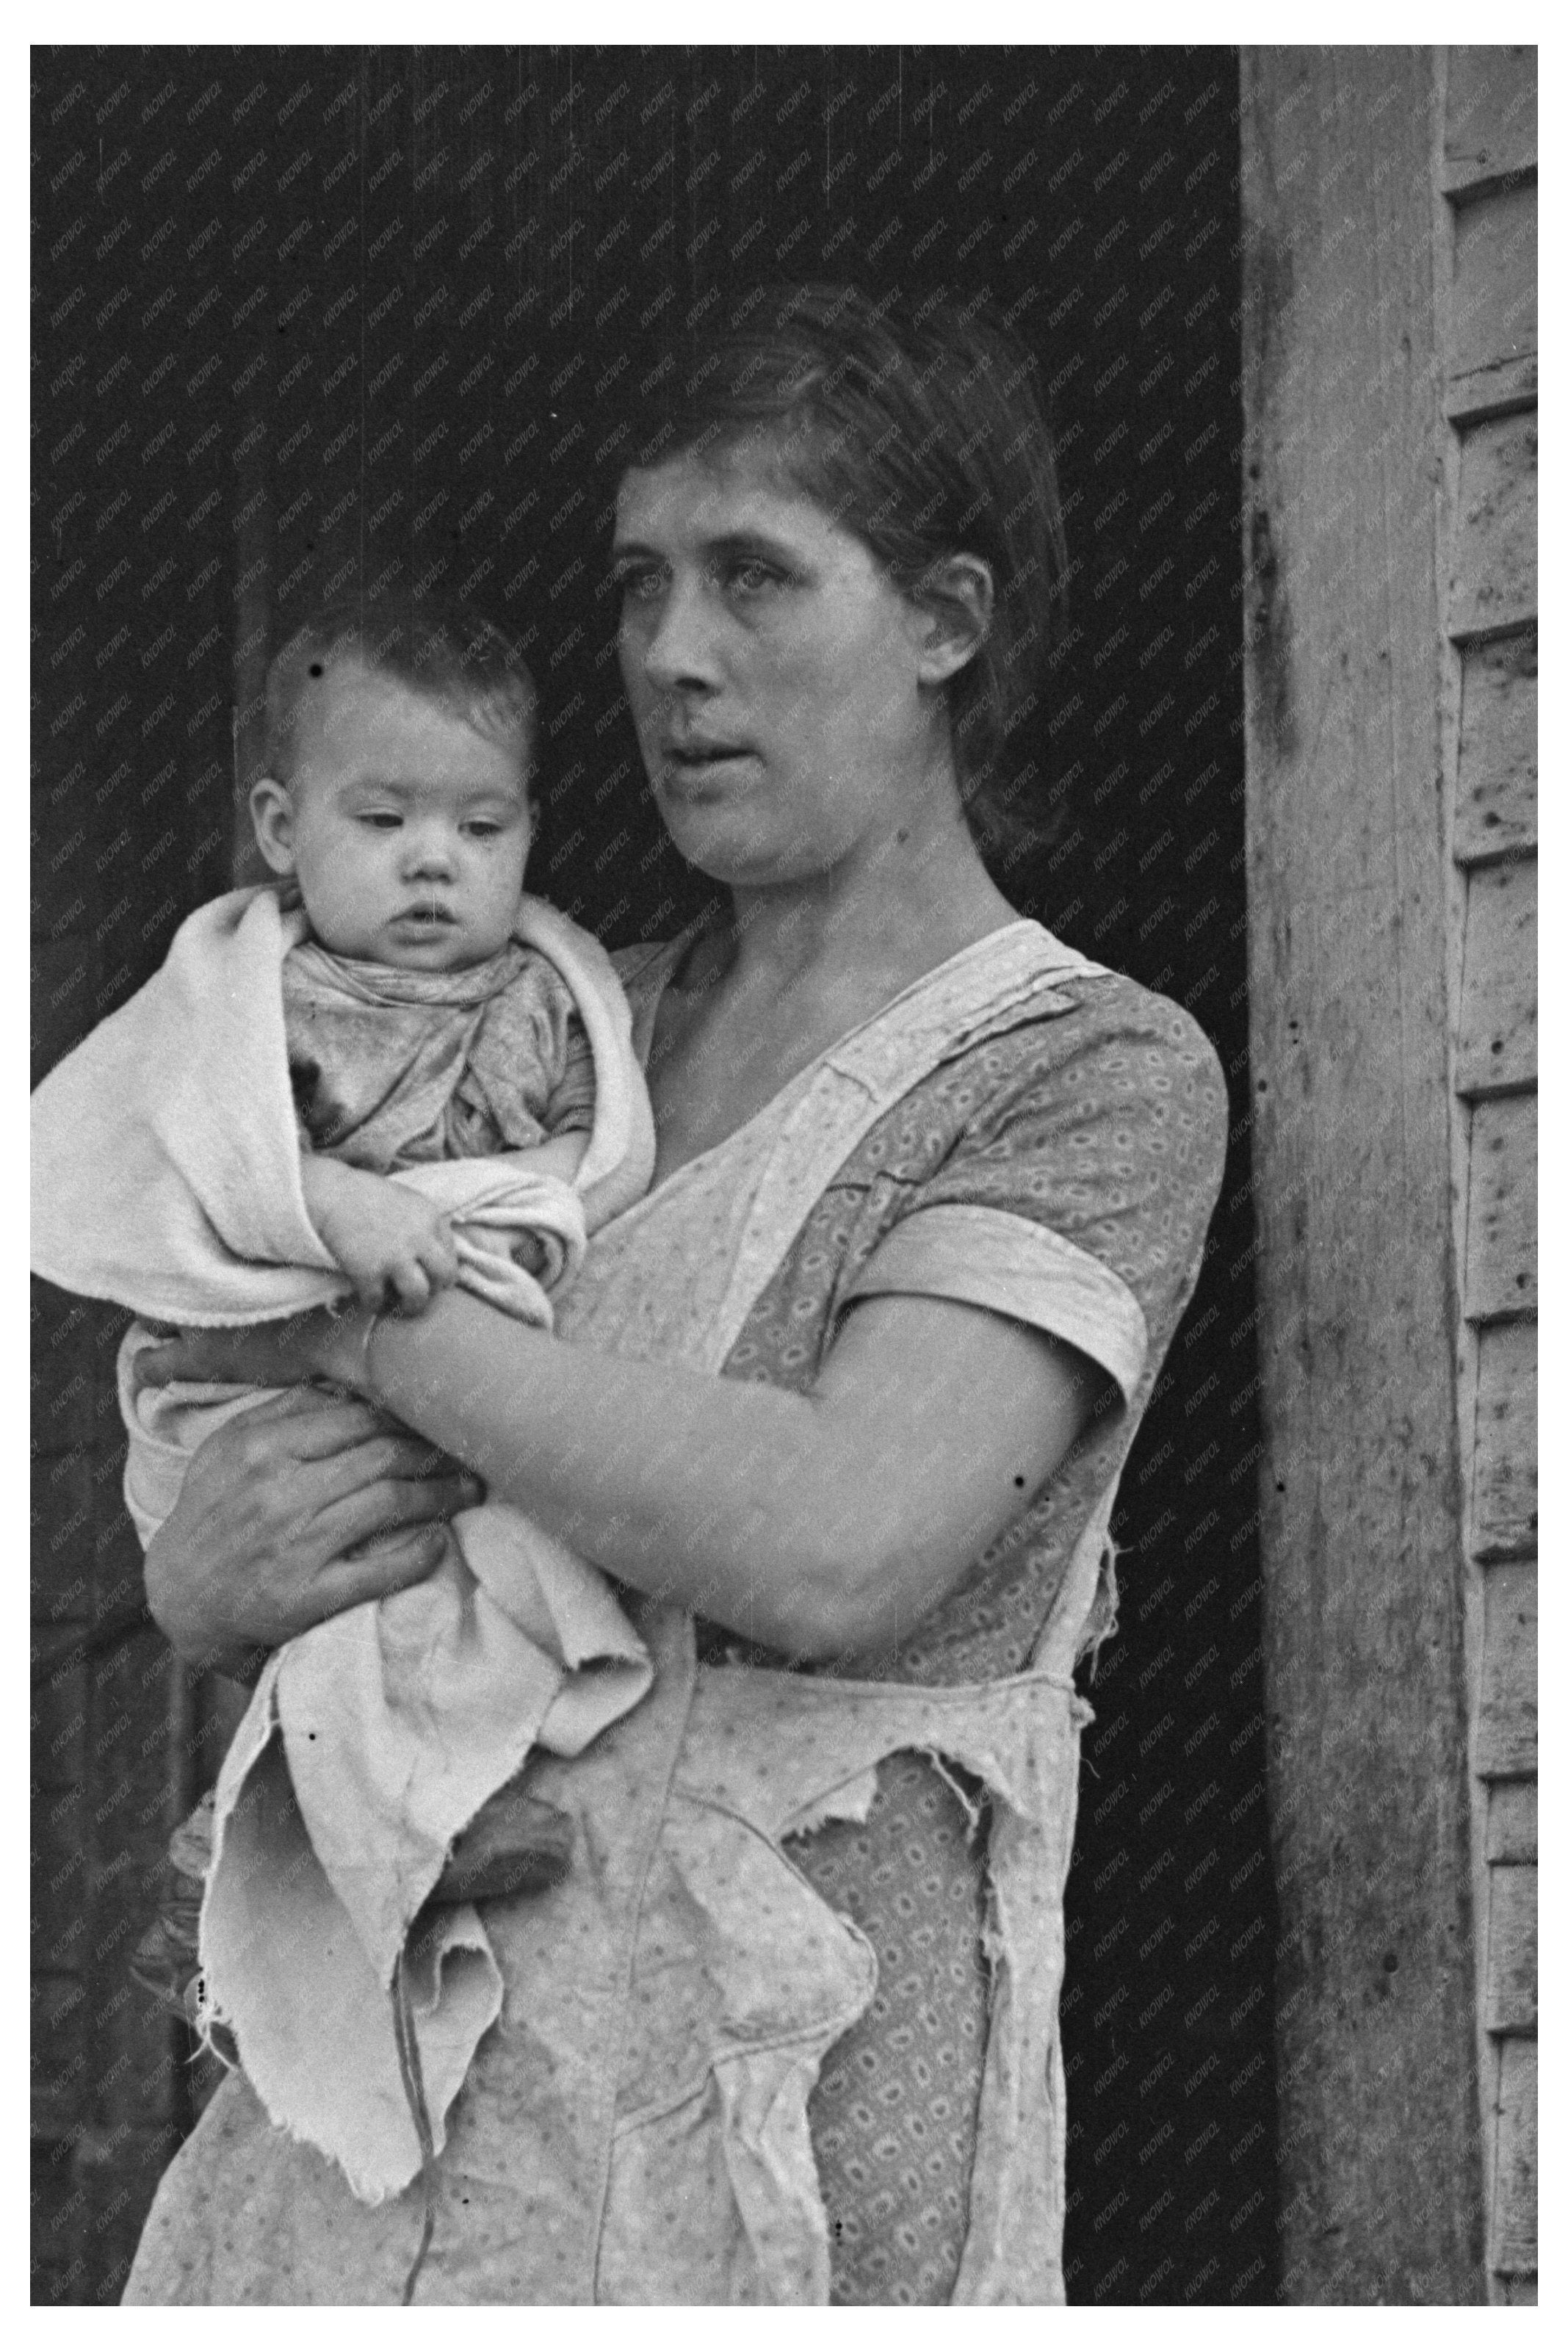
xmin=300 ymin=1156 xmax=460 ymax=1315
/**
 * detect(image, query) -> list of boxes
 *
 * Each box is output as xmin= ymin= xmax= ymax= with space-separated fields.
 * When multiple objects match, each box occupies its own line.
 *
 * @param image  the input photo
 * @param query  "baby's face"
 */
xmin=261 ymin=658 xmax=532 ymax=970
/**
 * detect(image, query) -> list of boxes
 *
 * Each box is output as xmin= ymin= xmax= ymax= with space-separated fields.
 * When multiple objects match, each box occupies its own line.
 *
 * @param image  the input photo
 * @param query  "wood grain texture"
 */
xmin=1475 ymin=1562 xmax=1536 ymax=1777
xmin=1456 ymin=858 xmax=1536 ymax=1093
xmin=1448 ymin=413 xmax=1537 ymax=640
xmin=1470 ymin=1321 xmax=1536 ymax=1559
xmin=1453 ymin=631 xmax=1536 ymax=864
xmin=1463 ymin=1095 xmax=1536 ymax=1321
xmin=1484 ymin=1780 xmax=1536 ymax=1864
xmin=1443 ymin=47 xmax=1537 ymax=195
xmin=1490 ymin=2038 xmax=1537 ymax=2275
xmin=1240 ymin=47 xmax=1485 ymax=2305
xmin=1450 ymin=181 xmax=1536 ymax=378
xmin=1483 ymin=1864 xmax=1536 ymax=2034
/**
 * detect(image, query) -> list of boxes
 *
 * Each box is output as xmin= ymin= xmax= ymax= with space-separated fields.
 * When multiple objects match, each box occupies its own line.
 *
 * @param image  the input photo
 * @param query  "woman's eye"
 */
xmin=614 ymin=566 xmax=664 ymax=605
xmin=725 ymin=560 xmax=785 ymax=599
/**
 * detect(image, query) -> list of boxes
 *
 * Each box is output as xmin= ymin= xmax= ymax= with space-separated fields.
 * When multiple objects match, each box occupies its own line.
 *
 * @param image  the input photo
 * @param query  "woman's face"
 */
xmin=613 ymin=446 xmax=942 ymax=889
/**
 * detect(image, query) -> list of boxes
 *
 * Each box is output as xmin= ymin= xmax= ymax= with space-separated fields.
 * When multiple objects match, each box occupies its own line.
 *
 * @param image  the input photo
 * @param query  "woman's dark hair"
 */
xmin=639 ymin=283 xmax=1069 ymax=854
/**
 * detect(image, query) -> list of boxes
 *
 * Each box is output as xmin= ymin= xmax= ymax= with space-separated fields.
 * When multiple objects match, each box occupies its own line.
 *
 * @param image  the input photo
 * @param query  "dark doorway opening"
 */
xmin=32 ymin=45 xmax=1271 ymax=2303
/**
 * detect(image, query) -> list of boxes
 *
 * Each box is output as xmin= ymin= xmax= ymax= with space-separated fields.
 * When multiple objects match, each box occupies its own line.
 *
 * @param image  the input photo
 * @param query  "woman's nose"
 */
xmin=635 ymin=577 xmax=720 ymax=693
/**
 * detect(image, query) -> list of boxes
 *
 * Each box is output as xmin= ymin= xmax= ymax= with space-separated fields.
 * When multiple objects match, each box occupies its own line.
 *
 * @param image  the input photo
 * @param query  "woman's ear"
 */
xmin=249 ymin=776 xmax=300 ymax=877
xmin=911 ymin=555 xmax=994 ymax=687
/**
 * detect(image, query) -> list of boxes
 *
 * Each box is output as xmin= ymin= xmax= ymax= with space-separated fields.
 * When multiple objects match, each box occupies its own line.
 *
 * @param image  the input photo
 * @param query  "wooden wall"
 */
xmin=1240 ymin=43 xmax=1536 ymax=2303
xmin=1437 ymin=44 xmax=1537 ymax=2306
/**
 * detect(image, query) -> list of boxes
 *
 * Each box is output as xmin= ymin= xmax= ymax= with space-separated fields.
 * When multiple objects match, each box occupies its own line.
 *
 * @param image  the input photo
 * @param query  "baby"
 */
xmin=258 ymin=596 xmax=593 ymax=1311
xmin=32 ymin=593 xmax=658 ymax=2206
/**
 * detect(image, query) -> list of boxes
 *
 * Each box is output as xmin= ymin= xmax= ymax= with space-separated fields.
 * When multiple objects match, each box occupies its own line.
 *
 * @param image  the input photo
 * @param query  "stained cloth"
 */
xmin=123 ymin=917 xmax=1227 ymax=2304
xmin=282 ymin=934 xmax=596 ymax=1166
xmin=31 ymin=884 xmax=659 ymax=2200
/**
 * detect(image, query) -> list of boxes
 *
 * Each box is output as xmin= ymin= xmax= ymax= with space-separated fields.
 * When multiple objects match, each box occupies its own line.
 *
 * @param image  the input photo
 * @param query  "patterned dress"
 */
xmin=124 ymin=920 xmax=1226 ymax=2307
xmin=629 ymin=932 xmax=1229 ymax=2302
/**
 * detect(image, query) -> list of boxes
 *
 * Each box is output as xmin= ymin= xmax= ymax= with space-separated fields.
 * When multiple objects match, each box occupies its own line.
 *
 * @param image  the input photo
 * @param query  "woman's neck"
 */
xmin=696 ymin=803 xmax=1018 ymax=1008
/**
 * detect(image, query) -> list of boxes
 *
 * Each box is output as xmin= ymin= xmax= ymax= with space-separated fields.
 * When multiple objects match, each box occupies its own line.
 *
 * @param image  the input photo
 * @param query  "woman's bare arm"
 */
xmin=372 ymin=1289 xmax=1108 ymax=1656
xmin=148 ymin=1290 xmax=1109 ymax=1661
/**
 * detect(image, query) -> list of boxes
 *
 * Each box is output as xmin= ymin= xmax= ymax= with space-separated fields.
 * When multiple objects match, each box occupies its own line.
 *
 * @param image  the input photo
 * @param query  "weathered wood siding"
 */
xmin=1438 ymin=42 xmax=1537 ymax=2305
xmin=1239 ymin=48 xmax=1488 ymax=2303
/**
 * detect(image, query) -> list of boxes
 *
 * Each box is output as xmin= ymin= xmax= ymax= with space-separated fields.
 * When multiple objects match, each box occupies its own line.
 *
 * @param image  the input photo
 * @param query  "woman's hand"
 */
xmin=142 ymin=1384 xmax=482 ymax=1675
xmin=137 ymin=1306 xmax=376 ymax=1396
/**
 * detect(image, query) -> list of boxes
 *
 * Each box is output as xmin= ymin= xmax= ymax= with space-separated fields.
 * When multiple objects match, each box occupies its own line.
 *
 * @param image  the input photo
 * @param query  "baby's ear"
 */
xmin=249 ymin=776 xmax=299 ymax=876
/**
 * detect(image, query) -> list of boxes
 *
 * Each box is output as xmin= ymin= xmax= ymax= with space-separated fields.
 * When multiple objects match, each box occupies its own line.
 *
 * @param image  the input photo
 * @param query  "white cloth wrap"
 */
xmin=32 ymin=884 xmax=659 ymax=2201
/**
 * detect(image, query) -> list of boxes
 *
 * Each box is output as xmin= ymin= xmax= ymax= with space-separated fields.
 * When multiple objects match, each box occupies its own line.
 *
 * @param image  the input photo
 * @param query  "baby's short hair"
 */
xmin=264 ymin=593 xmax=537 ymax=784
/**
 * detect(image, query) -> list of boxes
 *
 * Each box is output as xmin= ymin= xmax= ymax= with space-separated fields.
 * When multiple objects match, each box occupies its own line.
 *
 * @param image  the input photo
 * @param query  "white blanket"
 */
xmin=32 ymin=886 xmax=658 ymax=2201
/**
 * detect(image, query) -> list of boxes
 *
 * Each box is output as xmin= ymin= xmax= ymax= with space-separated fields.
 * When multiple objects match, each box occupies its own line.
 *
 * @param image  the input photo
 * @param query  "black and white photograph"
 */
xmin=30 ymin=32 xmax=1537 ymax=2306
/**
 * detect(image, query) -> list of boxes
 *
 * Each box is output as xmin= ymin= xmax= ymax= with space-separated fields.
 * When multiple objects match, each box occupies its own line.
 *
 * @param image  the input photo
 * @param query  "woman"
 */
xmin=125 ymin=285 xmax=1226 ymax=2305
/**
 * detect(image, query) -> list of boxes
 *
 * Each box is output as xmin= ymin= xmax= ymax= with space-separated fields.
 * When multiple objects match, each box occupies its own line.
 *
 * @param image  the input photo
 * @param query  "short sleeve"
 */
xmin=839 ymin=986 xmax=1228 ymax=1409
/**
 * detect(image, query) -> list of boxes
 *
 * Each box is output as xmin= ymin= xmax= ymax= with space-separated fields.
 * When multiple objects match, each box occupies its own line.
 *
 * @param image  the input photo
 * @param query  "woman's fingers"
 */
xmin=311 ymin=1522 xmax=458 ymax=1614
xmin=309 ymin=1467 xmax=478 ymax=1562
xmin=217 ymin=1385 xmax=391 ymax=1463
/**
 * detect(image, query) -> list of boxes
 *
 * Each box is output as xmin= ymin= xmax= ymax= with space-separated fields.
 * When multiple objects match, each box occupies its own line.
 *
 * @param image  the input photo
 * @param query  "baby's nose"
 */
xmin=402 ymin=827 xmax=457 ymax=874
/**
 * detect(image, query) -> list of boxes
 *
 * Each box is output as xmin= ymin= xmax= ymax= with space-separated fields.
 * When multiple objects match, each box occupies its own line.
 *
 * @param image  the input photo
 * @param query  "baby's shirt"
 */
xmin=283 ymin=936 xmax=596 ymax=1174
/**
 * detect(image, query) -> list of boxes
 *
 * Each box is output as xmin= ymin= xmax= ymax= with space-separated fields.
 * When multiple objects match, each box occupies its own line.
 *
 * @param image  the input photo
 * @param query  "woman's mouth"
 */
xmin=661 ymin=744 xmax=752 ymax=790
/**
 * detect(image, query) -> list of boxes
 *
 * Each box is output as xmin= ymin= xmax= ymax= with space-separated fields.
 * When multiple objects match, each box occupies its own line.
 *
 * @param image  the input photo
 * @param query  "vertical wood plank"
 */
xmin=1240 ymin=46 xmax=1485 ymax=2304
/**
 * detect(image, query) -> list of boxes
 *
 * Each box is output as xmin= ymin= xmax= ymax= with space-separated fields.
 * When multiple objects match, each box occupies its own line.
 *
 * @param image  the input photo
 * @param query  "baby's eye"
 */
xmin=359 ymin=812 xmax=402 ymax=830
xmin=463 ymin=820 xmax=505 ymax=839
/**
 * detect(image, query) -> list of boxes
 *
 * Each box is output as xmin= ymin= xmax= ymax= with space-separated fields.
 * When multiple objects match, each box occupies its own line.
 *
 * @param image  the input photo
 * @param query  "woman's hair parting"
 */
xmin=264 ymin=592 xmax=538 ymax=783
xmin=640 ymin=282 xmax=1070 ymax=853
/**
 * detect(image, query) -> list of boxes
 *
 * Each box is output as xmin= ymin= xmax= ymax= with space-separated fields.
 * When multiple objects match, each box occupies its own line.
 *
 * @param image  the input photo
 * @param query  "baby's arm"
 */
xmin=299 ymin=1155 xmax=459 ymax=1315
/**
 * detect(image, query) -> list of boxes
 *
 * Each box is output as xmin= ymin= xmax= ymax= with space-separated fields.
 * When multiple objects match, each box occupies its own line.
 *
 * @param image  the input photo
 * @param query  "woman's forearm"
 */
xmin=360 ymin=1293 xmax=859 ymax=1653
xmin=350 ymin=1286 xmax=1099 ymax=1659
